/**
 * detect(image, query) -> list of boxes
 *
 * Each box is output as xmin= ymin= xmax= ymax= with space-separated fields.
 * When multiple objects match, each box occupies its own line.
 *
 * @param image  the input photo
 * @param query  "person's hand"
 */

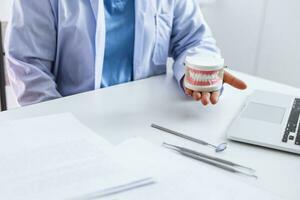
xmin=184 ymin=71 xmax=247 ymax=106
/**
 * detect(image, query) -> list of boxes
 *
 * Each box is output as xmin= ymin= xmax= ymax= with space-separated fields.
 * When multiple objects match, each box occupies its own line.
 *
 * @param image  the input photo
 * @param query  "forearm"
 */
xmin=171 ymin=0 xmax=221 ymax=85
xmin=6 ymin=56 xmax=61 ymax=106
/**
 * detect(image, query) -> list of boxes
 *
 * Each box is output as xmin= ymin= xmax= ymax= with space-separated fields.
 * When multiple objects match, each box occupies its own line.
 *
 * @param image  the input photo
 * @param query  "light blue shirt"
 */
xmin=5 ymin=0 xmax=220 ymax=106
xmin=101 ymin=0 xmax=135 ymax=88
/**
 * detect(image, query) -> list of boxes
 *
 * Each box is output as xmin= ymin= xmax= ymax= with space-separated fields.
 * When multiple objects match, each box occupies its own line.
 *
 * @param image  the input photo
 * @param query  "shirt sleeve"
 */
xmin=170 ymin=0 xmax=221 ymax=88
xmin=5 ymin=0 xmax=61 ymax=106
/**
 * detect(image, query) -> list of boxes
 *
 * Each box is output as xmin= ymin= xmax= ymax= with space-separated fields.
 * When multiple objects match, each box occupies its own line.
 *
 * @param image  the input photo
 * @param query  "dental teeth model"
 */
xmin=184 ymin=55 xmax=225 ymax=92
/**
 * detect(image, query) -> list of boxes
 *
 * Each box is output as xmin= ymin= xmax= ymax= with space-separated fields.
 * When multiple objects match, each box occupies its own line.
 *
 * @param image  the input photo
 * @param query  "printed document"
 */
xmin=0 ymin=113 xmax=153 ymax=200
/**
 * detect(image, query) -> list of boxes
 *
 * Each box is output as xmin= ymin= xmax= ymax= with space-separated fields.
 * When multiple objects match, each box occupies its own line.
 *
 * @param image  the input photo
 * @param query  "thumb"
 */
xmin=223 ymin=71 xmax=247 ymax=90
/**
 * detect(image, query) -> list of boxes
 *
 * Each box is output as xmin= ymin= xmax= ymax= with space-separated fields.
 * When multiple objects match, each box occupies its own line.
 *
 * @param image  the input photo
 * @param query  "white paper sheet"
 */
xmin=103 ymin=138 xmax=283 ymax=200
xmin=0 ymin=114 xmax=153 ymax=200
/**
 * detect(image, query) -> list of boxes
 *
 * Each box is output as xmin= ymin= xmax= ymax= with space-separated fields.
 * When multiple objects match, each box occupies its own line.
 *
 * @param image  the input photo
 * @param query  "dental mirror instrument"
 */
xmin=151 ymin=124 xmax=227 ymax=152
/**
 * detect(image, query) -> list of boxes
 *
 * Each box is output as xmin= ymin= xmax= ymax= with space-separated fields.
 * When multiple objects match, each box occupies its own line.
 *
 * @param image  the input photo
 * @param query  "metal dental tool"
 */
xmin=151 ymin=124 xmax=227 ymax=152
xmin=163 ymin=143 xmax=257 ymax=179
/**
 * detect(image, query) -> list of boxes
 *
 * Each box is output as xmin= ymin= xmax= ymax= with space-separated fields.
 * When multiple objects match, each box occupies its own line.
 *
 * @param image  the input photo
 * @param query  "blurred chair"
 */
xmin=0 ymin=21 xmax=8 ymax=111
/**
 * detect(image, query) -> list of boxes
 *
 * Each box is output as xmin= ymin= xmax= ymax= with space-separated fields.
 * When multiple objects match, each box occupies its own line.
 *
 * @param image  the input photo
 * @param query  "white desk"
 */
xmin=0 ymin=70 xmax=299 ymax=200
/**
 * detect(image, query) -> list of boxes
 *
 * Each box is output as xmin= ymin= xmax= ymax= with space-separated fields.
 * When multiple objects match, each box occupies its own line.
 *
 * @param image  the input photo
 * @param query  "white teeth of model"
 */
xmin=200 ymin=74 xmax=205 ymax=81
xmin=190 ymin=71 xmax=195 ymax=80
xmin=189 ymin=71 xmax=196 ymax=80
xmin=190 ymin=72 xmax=201 ymax=81
xmin=212 ymin=73 xmax=218 ymax=79
xmin=200 ymin=74 xmax=207 ymax=81
xmin=196 ymin=73 xmax=201 ymax=81
xmin=189 ymin=72 xmax=218 ymax=82
xmin=203 ymin=74 xmax=210 ymax=81
xmin=199 ymin=74 xmax=203 ymax=81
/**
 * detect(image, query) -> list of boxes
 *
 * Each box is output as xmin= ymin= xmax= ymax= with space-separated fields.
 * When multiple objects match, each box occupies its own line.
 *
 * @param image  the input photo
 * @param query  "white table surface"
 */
xmin=0 ymin=70 xmax=299 ymax=200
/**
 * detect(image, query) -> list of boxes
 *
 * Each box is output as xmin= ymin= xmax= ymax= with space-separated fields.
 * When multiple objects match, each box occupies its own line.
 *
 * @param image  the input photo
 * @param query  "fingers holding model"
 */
xmin=183 ymin=55 xmax=247 ymax=106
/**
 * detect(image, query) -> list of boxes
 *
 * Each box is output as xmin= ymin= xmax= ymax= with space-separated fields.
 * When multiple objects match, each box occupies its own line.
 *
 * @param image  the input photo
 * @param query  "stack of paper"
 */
xmin=103 ymin=138 xmax=283 ymax=200
xmin=0 ymin=113 xmax=154 ymax=200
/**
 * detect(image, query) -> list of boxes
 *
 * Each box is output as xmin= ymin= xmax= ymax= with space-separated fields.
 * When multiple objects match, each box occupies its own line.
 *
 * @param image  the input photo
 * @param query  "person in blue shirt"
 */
xmin=5 ymin=0 xmax=246 ymax=106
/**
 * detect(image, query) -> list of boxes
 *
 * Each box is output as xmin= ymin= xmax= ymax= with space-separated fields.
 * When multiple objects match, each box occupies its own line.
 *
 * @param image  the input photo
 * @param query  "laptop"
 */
xmin=227 ymin=90 xmax=300 ymax=154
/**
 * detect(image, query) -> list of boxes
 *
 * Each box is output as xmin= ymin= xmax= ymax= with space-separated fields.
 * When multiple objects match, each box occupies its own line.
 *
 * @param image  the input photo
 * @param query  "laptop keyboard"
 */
xmin=282 ymin=98 xmax=300 ymax=145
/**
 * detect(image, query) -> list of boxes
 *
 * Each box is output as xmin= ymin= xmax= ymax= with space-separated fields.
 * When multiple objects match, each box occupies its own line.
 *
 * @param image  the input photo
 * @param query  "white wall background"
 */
xmin=0 ymin=0 xmax=13 ymax=21
xmin=256 ymin=0 xmax=300 ymax=87
xmin=201 ymin=0 xmax=267 ymax=75
xmin=202 ymin=0 xmax=300 ymax=88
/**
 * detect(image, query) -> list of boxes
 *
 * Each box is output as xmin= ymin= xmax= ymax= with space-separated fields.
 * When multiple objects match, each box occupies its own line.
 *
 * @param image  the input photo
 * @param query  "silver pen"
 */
xmin=163 ymin=143 xmax=257 ymax=179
